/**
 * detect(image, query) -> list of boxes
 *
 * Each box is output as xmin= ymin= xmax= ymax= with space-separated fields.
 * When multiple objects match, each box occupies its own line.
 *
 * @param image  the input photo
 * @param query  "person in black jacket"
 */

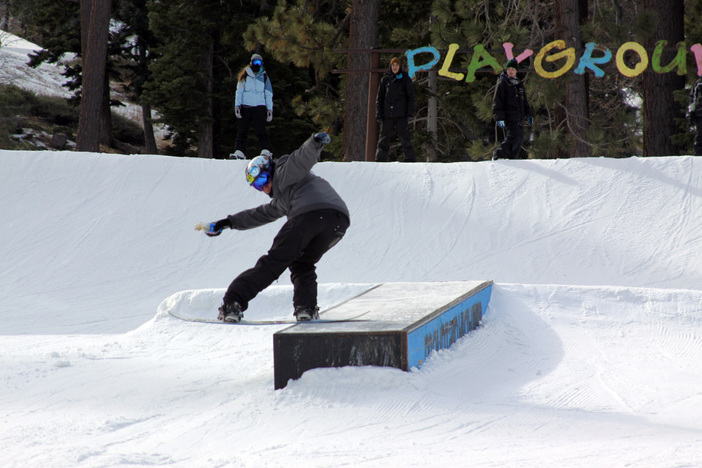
xmin=688 ymin=77 xmax=702 ymax=156
xmin=492 ymin=59 xmax=533 ymax=160
xmin=375 ymin=57 xmax=417 ymax=162
xmin=203 ymin=133 xmax=350 ymax=323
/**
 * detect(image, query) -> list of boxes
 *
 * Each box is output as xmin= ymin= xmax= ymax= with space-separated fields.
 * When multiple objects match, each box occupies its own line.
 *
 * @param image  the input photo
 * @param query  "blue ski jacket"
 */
xmin=235 ymin=67 xmax=273 ymax=110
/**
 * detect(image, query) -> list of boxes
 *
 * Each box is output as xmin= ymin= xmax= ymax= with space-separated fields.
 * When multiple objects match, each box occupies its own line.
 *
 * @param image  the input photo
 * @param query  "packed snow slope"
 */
xmin=2 ymin=149 xmax=702 ymax=467
xmin=2 ymin=151 xmax=701 ymax=334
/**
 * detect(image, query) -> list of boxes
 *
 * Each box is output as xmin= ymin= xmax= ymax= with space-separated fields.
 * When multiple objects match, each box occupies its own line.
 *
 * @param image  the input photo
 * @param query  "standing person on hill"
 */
xmin=231 ymin=53 xmax=273 ymax=159
xmin=688 ymin=77 xmax=702 ymax=156
xmin=203 ymin=132 xmax=350 ymax=323
xmin=492 ymin=58 xmax=533 ymax=160
xmin=375 ymin=57 xmax=417 ymax=162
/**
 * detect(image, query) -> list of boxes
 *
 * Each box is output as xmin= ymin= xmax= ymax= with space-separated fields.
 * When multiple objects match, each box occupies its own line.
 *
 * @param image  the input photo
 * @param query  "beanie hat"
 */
xmin=504 ymin=58 xmax=519 ymax=70
xmin=251 ymin=54 xmax=263 ymax=64
xmin=390 ymin=57 xmax=402 ymax=67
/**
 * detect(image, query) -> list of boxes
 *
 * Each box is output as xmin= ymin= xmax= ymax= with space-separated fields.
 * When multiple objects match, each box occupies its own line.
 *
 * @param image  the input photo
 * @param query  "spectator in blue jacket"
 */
xmin=232 ymin=54 xmax=273 ymax=159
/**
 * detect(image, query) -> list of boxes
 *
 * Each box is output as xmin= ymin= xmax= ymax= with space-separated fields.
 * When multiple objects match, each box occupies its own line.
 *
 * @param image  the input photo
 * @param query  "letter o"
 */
xmin=615 ymin=42 xmax=649 ymax=77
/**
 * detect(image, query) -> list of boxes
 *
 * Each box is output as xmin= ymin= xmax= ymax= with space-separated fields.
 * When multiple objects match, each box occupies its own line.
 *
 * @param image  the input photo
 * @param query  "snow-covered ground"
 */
xmin=0 ymin=30 xmax=72 ymax=97
xmin=2 ymin=149 xmax=702 ymax=467
xmin=0 ymin=30 xmax=162 ymax=146
xmin=2 ymin=29 xmax=702 ymax=468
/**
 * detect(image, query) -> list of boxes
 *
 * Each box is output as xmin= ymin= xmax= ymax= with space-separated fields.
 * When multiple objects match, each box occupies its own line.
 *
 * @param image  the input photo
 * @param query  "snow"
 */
xmin=0 ymin=30 xmax=160 ymax=139
xmin=2 ymin=31 xmax=702 ymax=468
xmin=0 ymin=30 xmax=72 ymax=98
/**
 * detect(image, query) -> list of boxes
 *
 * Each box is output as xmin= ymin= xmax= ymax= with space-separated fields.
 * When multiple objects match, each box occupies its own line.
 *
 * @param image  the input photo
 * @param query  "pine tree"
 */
xmin=242 ymin=0 xmax=350 ymax=158
xmin=145 ymin=0 xmax=319 ymax=157
xmin=429 ymin=0 xmax=552 ymax=160
xmin=145 ymin=0 xmax=221 ymax=157
xmin=112 ymin=0 xmax=158 ymax=154
xmin=24 ymin=0 xmax=153 ymax=152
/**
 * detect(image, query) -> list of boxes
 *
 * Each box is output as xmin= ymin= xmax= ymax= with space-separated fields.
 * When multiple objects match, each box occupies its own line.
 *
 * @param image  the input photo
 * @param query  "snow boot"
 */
xmin=294 ymin=306 xmax=319 ymax=322
xmin=218 ymin=301 xmax=244 ymax=323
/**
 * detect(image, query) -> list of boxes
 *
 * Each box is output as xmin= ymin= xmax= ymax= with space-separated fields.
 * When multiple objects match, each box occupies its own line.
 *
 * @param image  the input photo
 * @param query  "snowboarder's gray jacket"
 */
xmin=227 ymin=135 xmax=349 ymax=230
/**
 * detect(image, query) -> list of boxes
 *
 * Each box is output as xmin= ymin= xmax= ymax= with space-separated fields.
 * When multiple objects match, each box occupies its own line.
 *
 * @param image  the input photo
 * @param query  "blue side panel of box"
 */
xmin=405 ymin=283 xmax=492 ymax=369
xmin=273 ymin=281 xmax=493 ymax=389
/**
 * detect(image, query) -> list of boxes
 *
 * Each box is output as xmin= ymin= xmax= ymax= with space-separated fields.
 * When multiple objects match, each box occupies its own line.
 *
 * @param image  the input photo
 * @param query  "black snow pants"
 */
xmin=493 ymin=121 xmax=525 ymax=160
xmin=375 ymin=117 xmax=416 ymax=162
xmin=235 ymin=105 xmax=272 ymax=155
xmin=223 ymin=209 xmax=349 ymax=312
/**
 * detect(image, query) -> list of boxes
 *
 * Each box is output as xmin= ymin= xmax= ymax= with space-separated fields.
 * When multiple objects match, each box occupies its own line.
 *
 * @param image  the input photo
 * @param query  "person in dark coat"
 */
xmin=375 ymin=57 xmax=417 ymax=162
xmin=492 ymin=58 xmax=533 ymax=160
xmin=204 ymin=132 xmax=350 ymax=323
xmin=688 ymin=77 xmax=702 ymax=156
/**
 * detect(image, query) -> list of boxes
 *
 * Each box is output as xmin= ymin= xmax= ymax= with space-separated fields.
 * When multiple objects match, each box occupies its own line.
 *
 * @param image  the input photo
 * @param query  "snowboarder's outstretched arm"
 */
xmin=196 ymin=199 xmax=286 ymax=237
xmin=273 ymin=133 xmax=329 ymax=191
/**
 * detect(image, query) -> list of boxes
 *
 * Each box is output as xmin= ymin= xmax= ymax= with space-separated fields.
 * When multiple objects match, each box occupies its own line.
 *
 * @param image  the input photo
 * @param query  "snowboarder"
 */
xmin=492 ymin=58 xmax=533 ymax=160
xmin=232 ymin=53 xmax=274 ymax=159
xmin=204 ymin=132 xmax=350 ymax=323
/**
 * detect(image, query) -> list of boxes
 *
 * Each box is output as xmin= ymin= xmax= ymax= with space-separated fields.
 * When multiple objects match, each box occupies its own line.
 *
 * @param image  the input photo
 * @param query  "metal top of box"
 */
xmin=276 ymin=280 xmax=492 ymax=334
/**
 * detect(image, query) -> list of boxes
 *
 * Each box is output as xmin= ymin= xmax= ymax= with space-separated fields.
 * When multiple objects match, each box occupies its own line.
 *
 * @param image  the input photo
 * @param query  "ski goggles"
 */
xmin=248 ymin=171 xmax=271 ymax=191
xmin=252 ymin=59 xmax=262 ymax=67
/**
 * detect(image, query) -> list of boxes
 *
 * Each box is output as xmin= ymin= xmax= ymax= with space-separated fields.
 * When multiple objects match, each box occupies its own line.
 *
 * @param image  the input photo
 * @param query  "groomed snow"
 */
xmin=2 ymin=149 xmax=702 ymax=467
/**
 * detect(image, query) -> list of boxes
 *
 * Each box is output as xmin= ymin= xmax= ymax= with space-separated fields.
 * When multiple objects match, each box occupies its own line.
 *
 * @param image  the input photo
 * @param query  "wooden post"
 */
xmin=426 ymin=70 xmax=438 ymax=162
xmin=365 ymin=50 xmax=381 ymax=161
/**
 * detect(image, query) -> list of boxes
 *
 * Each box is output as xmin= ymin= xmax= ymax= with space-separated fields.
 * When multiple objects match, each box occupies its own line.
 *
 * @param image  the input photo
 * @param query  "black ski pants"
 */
xmin=235 ymin=105 xmax=272 ymax=155
xmin=375 ymin=117 xmax=416 ymax=162
xmin=223 ymin=209 xmax=349 ymax=312
xmin=493 ymin=121 xmax=525 ymax=160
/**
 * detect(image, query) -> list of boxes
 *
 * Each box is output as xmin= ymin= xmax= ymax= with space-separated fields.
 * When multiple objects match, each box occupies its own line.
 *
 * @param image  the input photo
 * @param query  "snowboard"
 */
xmin=168 ymin=309 xmax=369 ymax=325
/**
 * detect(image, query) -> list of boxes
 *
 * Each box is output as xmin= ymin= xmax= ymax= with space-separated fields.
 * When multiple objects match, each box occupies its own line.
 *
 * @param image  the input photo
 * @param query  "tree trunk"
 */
xmin=0 ymin=0 xmax=9 ymax=30
xmin=100 ymin=73 xmax=113 ymax=147
xmin=77 ymin=0 xmax=112 ymax=152
xmin=142 ymin=103 xmax=158 ymax=154
xmin=138 ymin=42 xmax=158 ymax=154
xmin=343 ymin=0 xmax=380 ymax=161
xmin=555 ymin=0 xmax=589 ymax=158
xmin=425 ymin=70 xmax=438 ymax=162
xmin=642 ymin=0 xmax=685 ymax=156
xmin=197 ymin=34 xmax=214 ymax=158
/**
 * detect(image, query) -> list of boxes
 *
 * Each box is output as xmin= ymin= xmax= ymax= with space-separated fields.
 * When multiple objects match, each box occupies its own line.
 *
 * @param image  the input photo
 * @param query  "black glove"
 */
xmin=206 ymin=219 xmax=231 ymax=237
xmin=313 ymin=132 xmax=331 ymax=144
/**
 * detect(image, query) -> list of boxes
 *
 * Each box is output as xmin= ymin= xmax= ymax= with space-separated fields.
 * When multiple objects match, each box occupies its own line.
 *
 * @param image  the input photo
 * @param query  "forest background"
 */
xmin=1 ymin=0 xmax=701 ymax=162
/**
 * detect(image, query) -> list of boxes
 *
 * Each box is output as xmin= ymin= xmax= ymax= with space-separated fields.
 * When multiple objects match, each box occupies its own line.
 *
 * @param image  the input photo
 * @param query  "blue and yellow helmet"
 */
xmin=245 ymin=154 xmax=273 ymax=191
